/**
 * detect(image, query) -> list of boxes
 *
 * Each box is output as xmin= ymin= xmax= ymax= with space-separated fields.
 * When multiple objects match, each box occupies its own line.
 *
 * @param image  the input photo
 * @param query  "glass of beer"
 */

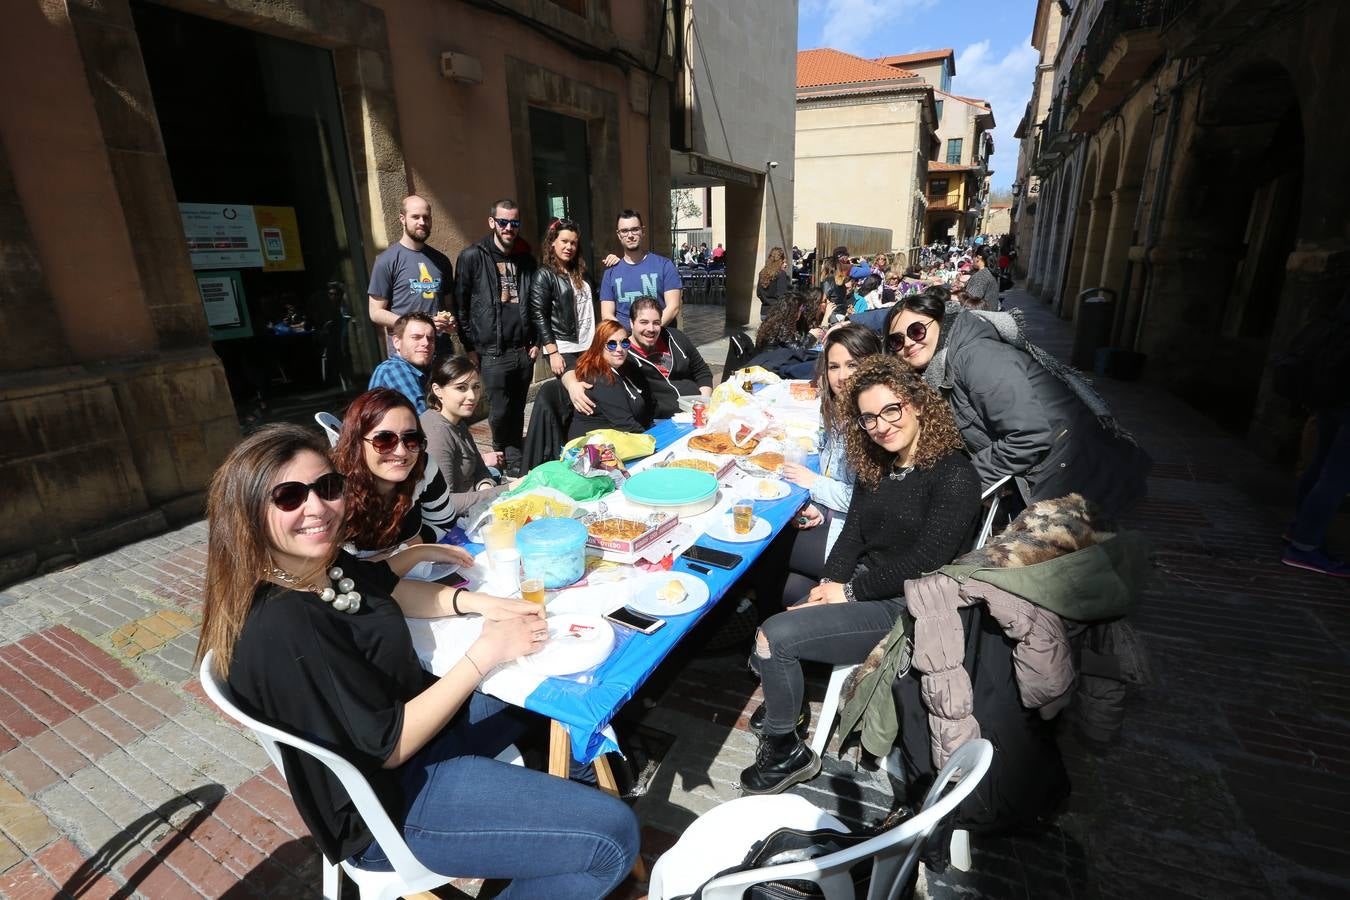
xmin=520 ymin=577 xmax=546 ymax=612
xmin=732 ymin=500 xmax=755 ymax=535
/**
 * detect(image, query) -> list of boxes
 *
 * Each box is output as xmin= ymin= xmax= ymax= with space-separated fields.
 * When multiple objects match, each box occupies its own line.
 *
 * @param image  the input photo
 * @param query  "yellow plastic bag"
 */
xmin=562 ymin=429 xmax=657 ymax=461
xmin=708 ymin=366 xmax=781 ymax=418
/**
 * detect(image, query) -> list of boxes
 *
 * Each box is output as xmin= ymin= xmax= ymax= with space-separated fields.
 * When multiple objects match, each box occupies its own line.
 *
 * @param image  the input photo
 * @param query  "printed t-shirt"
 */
xmin=368 ymin=243 xmax=452 ymax=351
xmin=599 ymin=253 xmax=681 ymax=330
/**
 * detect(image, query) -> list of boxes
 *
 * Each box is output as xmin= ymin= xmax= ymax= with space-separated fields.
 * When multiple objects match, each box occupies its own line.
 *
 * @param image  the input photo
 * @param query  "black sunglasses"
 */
xmin=886 ymin=321 xmax=930 ymax=352
xmin=494 ymin=217 xmax=522 ymax=229
xmin=605 ymin=339 xmax=632 ymax=351
xmin=270 ymin=472 xmax=345 ymax=511
xmin=364 ymin=430 xmax=425 ymax=454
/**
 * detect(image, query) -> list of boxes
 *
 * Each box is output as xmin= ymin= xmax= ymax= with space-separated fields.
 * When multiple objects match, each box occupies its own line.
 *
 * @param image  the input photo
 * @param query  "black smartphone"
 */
xmin=683 ymin=545 xmax=743 ymax=570
xmin=604 ymin=606 xmax=667 ymax=635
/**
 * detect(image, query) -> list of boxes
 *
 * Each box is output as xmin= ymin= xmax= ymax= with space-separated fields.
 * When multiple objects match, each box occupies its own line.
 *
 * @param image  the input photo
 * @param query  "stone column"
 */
xmin=723 ymin=181 xmax=765 ymax=327
xmin=1098 ymin=185 xmax=1140 ymax=305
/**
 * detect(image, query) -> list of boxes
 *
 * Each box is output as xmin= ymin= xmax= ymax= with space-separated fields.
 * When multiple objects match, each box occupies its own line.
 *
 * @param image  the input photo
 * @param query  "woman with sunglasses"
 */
xmin=197 ymin=425 xmax=639 ymax=896
xmin=333 ymin=389 xmax=469 ymax=569
xmin=884 ymin=292 xmax=1149 ymax=517
xmin=742 ymin=356 xmax=980 ymax=794
xmin=566 ymin=321 xmax=655 ymax=440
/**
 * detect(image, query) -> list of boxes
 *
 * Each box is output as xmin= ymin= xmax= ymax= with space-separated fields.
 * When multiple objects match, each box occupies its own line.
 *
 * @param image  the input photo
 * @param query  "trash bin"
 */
xmin=1071 ymin=288 xmax=1116 ymax=370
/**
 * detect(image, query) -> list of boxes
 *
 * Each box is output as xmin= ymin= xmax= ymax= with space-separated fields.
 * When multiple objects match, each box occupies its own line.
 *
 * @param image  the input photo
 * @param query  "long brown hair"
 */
xmin=425 ymin=354 xmax=479 ymax=412
xmin=575 ymin=320 xmax=628 ymax=385
xmin=540 ymin=218 xmax=588 ymax=291
xmin=815 ymin=323 xmax=883 ymax=428
xmin=197 ymin=424 xmax=337 ymax=678
xmin=843 ymin=356 xmax=964 ymax=487
xmin=757 ymin=246 xmax=786 ymax=290
xmin=332 ymin=388 xmax=427 ymax=551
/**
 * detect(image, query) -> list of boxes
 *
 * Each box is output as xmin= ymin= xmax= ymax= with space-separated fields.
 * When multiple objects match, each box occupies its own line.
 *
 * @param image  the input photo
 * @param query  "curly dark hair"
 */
xmin=843 ymin=356 xmax=965 ymax=487
xmin=756 ymin=290 xmax=815 ymax=351
xmin=332 ymin=388 xmax=427 ymax=551
xmin=540 ymin=218 xmax=588 ymax=291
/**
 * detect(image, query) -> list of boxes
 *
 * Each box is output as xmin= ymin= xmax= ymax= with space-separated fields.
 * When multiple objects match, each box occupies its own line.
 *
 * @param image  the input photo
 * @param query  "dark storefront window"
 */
xmin=530 ymin=107 xmax=594 ymax=271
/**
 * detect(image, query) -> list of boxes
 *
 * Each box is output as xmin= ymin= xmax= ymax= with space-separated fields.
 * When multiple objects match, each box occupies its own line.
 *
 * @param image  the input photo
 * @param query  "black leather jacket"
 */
xmin=453 ymin=236 xmax=537 ymax=354
xmin=529 ymin=268 xmax=597 ymax=348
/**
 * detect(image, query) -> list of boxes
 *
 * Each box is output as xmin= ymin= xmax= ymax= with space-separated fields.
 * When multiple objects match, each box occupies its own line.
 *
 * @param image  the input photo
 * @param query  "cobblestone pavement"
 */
xmin=1 ymin=291 xmax=1347 ymax=898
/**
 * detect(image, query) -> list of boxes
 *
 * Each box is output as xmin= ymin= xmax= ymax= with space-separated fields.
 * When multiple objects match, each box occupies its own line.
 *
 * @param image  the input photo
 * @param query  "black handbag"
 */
xmin=688 ymin=806 xmax=917 ymax=900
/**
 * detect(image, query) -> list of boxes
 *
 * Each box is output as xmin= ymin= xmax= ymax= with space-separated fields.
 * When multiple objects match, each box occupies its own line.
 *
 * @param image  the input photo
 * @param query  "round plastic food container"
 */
xmin=623 ymin=468 xmax=720 ymax=516
xmin=515 ymin=517 xmax=588 ymax=589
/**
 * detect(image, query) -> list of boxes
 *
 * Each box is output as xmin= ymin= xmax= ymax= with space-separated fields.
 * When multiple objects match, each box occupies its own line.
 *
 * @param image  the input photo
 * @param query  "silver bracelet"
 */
xmin=842 ymin=582 xmax=856 ymax=603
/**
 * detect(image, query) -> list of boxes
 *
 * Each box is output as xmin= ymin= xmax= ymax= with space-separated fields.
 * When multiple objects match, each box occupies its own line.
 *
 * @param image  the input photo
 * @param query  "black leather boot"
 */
xmin=748 ymin=701 xmax=809 ymax=738
xmin=740 ymin=731 xmax=821 ymax=795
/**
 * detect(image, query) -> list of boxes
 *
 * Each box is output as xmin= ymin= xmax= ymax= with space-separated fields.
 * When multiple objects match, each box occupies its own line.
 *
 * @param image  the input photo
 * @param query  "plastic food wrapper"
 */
xmin=562 ymin=429 xmax=656 ymax=462
xmin=464 ymin=487 xmax=577 ymax=540
xmin=509 ymin=459 xmax=616 ymax=503
xmin=564 ymin=441 xmax=631 ymax=488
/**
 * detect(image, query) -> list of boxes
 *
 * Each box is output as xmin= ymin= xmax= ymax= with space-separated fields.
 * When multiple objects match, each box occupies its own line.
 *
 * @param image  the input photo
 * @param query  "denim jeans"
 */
xmin=751 ymin=600 xmax=900 ymax=735
xmin=1292 ymin=407 xmax=1350 ymax=549
xmin=351 ymin=692 xmax=639 ymax=898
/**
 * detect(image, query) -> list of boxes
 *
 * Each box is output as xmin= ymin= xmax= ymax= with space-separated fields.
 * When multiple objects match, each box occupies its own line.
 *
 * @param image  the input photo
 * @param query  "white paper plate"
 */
xmin=515 ymin=614 xmax=615 ymax=677
xmin=629 ymin=571 xmax=711 ymax=617
xmin=704 ymin=514 xmax=772 ymax=543
xmin=748 ymin=479 xmax=791 ymax=501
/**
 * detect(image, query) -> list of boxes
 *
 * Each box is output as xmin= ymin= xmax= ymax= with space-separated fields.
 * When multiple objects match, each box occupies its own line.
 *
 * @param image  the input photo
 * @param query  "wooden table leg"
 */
xmin=548 ymin=720 xmax=649 ymax=883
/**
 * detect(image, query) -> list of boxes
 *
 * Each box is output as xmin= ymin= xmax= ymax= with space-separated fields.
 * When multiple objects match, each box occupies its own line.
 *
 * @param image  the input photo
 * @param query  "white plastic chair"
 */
xmin=199 ymin=650 xmax=519 ymax=900
xmin=651 ymin=738 xmax=994 ymax=900
xmin=314 ymin=411 xmax=342 ymax=447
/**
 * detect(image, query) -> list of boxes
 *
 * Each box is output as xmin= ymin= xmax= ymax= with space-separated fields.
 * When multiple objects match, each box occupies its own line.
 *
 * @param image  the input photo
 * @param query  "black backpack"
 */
xmin=721 ymin=330 xmax=758 ymax=383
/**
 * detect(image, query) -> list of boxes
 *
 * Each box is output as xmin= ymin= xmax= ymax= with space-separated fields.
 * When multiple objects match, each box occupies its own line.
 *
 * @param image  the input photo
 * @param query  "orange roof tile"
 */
xmin=797 ymin=48 xmax=918 ymax=89
xmin=935 ymin=89 xmax=991 ymax=110
xmin=873 ymin=48 xmax=956 ymax=72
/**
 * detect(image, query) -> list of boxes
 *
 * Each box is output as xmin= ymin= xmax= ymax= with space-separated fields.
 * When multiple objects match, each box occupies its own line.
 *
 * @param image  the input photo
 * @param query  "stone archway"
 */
xmin=1071 ymin=130 xmax=1121 ymax=317
xmin=1113 ymin=116 xmax=1153 ymax=343
xmin=1058 ymin=150 xmax=1098 ymax=317
xmin=1146 ymin=59 xmax=1303 ymax=436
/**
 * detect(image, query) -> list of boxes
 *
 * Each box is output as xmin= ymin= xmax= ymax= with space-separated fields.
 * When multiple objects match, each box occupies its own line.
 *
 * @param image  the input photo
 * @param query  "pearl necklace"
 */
xmin=268 ymin=564 xmax=362 ymax=613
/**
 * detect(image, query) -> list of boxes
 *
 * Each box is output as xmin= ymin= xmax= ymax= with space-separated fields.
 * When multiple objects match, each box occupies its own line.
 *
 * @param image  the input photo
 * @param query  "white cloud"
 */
xmin=952 ymin=39 xmax=1040 ymax=190
xmin=803 ymin=0 xmax=938 ymax=55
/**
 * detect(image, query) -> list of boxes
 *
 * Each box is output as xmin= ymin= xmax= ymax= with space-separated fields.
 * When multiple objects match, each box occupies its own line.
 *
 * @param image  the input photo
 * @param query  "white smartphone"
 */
xmin=604 ymin=606 xmax=667 ymax=635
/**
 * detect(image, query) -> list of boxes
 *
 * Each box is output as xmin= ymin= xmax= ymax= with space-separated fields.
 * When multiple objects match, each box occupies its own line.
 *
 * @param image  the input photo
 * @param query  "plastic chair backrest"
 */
xmin=696 ymin=739 xmax=994 ymax=900
xmin=315 ymin=411 xmax=342 ymax=448
xmin=197 ymin=651 xmax=440 ymax=887
xmin=975 ymin=475 xmax=1013 ymax=550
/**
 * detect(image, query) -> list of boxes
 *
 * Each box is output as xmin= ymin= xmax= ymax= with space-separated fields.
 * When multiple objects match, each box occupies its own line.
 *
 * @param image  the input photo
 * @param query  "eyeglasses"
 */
xmin=886 ymin=321 xmax=930 ymax=352
xmin=270 ymin=472 xmax=345 ymax=511
xmin=605 ymin=339 xmax=632 ymax=351
xmin=364 ymin=430 xmax=426 ymax=453
xmin=617 ymin=226 xmax=643 ymax=236
xmin=493 ymin=217 xmax=522 ymax=229
xmin=856 ymin=403 xmax=907 ymax=432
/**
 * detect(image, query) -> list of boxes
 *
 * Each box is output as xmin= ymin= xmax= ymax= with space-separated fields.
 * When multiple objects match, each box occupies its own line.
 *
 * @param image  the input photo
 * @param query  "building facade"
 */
xmin=1008 ymin=0 xmax=1066 ymax=278
xmin=793 ymin=49 xmax=938 ymax=265
xmin=0 ymin=0 xmax=793 ymax=581
xmin=1013 ymin=0 xmax=1350 ymax=459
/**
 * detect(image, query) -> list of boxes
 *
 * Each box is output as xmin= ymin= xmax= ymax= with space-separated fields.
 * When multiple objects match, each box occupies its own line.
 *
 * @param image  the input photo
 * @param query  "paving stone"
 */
xmin=32 ymin=836 xmax=124 ymax=900
xmin=0 ymin=747 xmax=60 ymax=796
xmin=0 ymin=858 xmax=61 ymax=899
xmin=0 ymin=777 xmax=57 ymax=853
xmin=21 ymin=730 xmax=89 ymax=779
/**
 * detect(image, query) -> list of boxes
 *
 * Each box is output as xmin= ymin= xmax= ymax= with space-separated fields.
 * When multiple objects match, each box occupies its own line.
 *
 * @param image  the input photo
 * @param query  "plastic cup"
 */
xmin=732 ymin=501 xmax=755 ymax=535
xmin=488 ymin=548 xmax=521 ymax=594
xmin=783 ymin=444 xmax=808 ymax=468
xmin=520 ymin=578 xmax=546 ymax=611
xmin=484 ymin=520 xmax=517 ymax=557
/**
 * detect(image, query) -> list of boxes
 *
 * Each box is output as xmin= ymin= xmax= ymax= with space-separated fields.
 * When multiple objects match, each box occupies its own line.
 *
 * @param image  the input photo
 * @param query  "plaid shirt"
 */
xmin=368 ymin=355 xmax=429 ymax=414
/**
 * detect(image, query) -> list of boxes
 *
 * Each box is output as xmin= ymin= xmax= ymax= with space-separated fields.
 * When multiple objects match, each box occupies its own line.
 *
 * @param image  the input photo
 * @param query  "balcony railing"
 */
xmin=1064 ymin=0 xmax=1163 ymax=109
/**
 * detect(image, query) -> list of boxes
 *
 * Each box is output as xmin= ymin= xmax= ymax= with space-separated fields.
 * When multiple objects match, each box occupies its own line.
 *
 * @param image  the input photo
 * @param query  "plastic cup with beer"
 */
xmin=732 ymin=500 xmax=755 ymax=535
xmin=520 ymin=577 xmax=546 ymax=614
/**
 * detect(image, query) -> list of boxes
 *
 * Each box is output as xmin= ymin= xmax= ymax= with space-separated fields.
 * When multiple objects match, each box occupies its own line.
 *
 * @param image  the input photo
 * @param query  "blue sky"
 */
xmin=798 ymin=0 xmax=1040 ymax=190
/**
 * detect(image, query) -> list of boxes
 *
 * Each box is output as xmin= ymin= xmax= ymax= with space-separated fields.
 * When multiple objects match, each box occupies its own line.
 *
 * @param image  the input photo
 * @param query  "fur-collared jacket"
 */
xmin=838 ymin=494 xmax=1152 ymax=767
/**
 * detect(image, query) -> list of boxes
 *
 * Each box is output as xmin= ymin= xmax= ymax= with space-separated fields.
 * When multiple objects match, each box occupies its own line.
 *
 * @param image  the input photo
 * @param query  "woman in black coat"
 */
xmin=566 ymin=320 xmax=656 ymax=440
xmin=884 ymin=292 xmax=1149 ymax=518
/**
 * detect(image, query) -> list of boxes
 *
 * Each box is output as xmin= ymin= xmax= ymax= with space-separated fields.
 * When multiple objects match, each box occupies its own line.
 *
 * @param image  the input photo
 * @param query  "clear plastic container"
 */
xmin=515 ymin=517 xmax=588 ymax=589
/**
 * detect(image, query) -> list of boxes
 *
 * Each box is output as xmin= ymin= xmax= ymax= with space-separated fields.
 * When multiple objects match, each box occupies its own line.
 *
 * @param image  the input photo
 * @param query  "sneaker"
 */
xmin=1281 ymin=546 xmax=1350 ymax=578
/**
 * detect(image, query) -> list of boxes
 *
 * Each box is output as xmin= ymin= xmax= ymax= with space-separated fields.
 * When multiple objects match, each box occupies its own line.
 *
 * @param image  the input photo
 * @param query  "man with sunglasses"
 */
xmin=599 ymin=209 xmax=682 ymax=331
xmin=368 ymin=312 xmax=436 ymax=414
xmin=368 ymin=194 xmax=456 ymax=357
xmin=454 ymin=198 xmax=538 ymax=477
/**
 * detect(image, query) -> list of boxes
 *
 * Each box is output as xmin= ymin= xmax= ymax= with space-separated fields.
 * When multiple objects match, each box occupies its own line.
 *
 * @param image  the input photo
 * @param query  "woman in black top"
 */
xmin=756 ymin=246 xmax=791 ymax=321
xmin=741 ymin=356 xmax=980 ymax=795
xmin=566 ymin=320 xmax=656 ymax=439
xmin=196 ymin=425 xmax=638 ymax=895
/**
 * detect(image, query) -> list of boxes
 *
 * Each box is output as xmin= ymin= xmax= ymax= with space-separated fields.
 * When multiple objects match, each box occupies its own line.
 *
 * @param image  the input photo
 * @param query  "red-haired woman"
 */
xmin=333 ymin=388 xmax=471 ymax=572
xmin=565 ymin=321 xmax=655 ymax=440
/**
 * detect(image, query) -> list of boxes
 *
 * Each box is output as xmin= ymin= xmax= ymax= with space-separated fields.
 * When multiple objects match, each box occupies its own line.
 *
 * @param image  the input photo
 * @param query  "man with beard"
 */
xmin=368 ymin=194 xmax=456 ymax=356
xmin=454 ymin=198 xmax=538 ymax=477
xmin=367 ymin=312 xmax=435 ymax=414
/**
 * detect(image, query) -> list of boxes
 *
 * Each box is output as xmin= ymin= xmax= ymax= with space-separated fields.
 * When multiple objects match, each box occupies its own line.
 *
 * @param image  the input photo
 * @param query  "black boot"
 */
xmin=740 ymin=731 xmax=821 ymax=795
xmin=748 ymin=701 xmax=809 ymax=738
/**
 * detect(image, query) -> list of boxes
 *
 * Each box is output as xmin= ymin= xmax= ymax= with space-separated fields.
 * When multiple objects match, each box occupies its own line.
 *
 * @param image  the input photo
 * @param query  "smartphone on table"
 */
xmin=682 ymin=545 xmax=743 ymax=570
xmin=604 ymin=606 xmax=667 ymax=635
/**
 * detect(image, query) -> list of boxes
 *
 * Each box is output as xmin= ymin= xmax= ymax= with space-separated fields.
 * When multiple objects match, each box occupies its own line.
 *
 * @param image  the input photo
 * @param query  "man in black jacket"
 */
xmin=454 ymin=198 xmax=538 ymax=476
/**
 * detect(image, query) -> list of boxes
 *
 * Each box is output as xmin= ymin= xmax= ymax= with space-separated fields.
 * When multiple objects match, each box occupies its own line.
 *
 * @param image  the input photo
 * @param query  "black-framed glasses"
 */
xmin=364 ymin=430 xmax=425 ymax=453
xmin=886 ymin=321 xmax=930 ymax=353
xmin=493 ymin=217 xmax=522 ymax=229
xmin=856 ymin=403 xmax=907 ymax=432
xmin=605 ymin=339 xmax=632 ymax=351
xmin=270 ymin=472 xmax=345 ymax=511
xmin=617 ymin=226 xmax=643 ymax=236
